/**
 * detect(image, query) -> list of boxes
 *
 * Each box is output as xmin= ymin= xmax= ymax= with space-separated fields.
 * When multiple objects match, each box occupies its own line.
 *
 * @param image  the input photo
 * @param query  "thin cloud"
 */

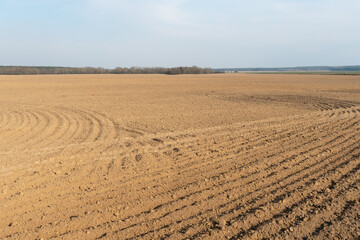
xmin=1 ymin=0 xmax=359 ymax=67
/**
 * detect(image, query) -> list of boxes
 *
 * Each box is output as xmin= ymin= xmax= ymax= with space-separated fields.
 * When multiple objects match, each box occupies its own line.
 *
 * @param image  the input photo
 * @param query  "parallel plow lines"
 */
xmin=116 ymin=121 xmax=359 ymax=239
xmin=1 ymin=104 xmax=359 ymax=240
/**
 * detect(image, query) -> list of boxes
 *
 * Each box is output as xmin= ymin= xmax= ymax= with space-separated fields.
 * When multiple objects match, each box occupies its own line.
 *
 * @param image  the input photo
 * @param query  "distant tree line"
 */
xmin=0 ymin=66 xmax=215 ymax=75
xmin=112 ymin=66 xmax=214 ymax=75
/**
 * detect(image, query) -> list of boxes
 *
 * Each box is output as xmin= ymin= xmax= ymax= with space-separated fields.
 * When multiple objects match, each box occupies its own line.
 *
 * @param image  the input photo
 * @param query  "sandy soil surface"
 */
xmin=0 ymin=74 xmax=359 ymax=239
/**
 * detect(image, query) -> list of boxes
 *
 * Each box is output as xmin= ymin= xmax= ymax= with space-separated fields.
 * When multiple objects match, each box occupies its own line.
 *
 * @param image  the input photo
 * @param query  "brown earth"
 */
xmin=0 ymin=74 xmax=359 ymax=239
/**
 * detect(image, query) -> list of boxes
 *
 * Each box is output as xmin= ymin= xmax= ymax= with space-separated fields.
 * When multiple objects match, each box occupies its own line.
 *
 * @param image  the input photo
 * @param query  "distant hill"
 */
xmin=215 ymin=65 xmax=360 ymax=72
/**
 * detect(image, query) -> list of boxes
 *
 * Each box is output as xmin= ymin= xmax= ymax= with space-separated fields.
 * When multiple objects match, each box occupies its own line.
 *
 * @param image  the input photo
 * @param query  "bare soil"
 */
xmin=0 ymin=74 xmax=359 ymax=239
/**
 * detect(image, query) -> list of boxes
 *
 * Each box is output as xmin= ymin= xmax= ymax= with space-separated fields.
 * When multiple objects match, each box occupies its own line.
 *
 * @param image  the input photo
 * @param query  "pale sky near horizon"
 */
xmin=0 ymin=0 xmax=359 ymax=68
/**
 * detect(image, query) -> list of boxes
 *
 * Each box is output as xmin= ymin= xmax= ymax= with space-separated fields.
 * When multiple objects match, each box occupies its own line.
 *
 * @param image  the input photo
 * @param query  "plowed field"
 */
xmin=1 ymin=74 xmax=359 ymax=239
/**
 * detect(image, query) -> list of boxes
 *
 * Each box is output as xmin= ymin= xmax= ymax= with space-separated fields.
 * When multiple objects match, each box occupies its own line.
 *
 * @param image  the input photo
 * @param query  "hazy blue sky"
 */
xmin=0 ymin=0 xmax=359 ymax=68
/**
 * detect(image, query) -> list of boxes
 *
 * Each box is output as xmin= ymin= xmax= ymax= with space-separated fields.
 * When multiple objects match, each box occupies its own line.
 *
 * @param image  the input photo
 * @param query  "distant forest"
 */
xmin=0 ymin=66 xmax=214 ymax=75
xmin=2 ymin=65 xmax=360 ymax=75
